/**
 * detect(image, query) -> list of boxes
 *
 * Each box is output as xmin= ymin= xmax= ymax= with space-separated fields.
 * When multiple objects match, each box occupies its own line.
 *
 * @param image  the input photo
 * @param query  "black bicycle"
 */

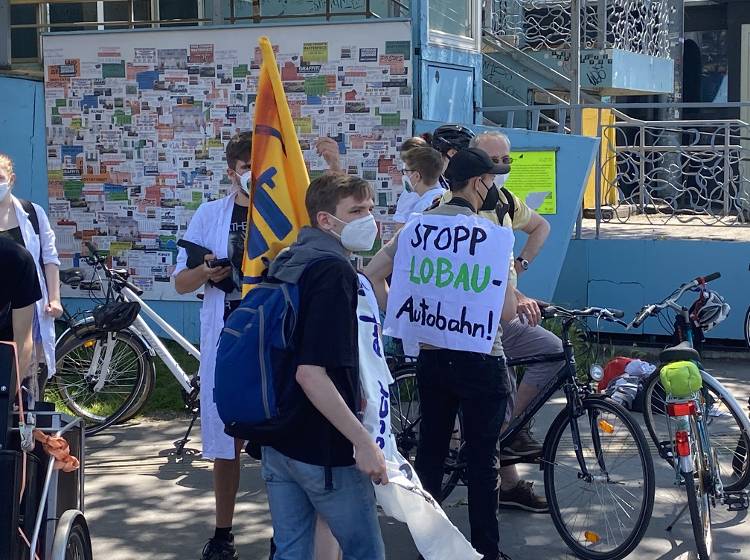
xmin=389 ymin=305 xmax=656 ymax=560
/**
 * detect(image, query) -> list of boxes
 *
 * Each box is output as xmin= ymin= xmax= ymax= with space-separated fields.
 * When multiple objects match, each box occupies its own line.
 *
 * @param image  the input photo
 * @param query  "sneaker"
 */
xmin=201 ymin=536 xmax=239 ymax=560
xmin=502 ymin=423 xmax=542 ymax=457
xmin=498 ymin=480 xmax=549 ymax=513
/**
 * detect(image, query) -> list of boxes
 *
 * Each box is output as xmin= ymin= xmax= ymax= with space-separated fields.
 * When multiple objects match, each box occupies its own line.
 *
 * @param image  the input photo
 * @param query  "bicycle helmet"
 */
xmin=689 ymin=290 xmax=730 ymax=332
xmin=92 ymin=301 xmax=141 ymax=332
xmin=429 ymin=124 xmax=475 ymax=155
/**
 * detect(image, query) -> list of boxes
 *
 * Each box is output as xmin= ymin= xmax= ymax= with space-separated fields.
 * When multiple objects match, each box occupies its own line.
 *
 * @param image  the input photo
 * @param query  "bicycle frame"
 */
xmin=119 ymin=286 xmax=198 ymax=394
xmin=499 ymin=317 xmax=599 ymax=479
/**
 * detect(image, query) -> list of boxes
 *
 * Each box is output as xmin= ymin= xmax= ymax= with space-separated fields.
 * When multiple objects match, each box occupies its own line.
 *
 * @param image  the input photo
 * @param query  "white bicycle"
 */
xmin=52 ymin=242 xmax=201 ymax=451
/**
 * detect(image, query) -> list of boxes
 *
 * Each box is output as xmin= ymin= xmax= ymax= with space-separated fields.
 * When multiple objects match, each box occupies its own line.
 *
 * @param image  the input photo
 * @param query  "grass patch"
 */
xmin=139 ymin=339 xmax=199 ymax=416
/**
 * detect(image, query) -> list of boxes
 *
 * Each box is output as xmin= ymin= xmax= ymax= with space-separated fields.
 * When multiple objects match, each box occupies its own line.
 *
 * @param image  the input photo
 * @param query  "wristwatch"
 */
xmin=516 ymin=256 xmax=529 ymax=271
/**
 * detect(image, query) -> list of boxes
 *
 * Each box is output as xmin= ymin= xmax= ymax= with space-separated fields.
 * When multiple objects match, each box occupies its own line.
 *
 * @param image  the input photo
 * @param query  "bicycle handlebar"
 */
xmin=629 ymin=272 xmax=722 ymax=329
xmin=541 ymin=305 xmax=625 ymax=322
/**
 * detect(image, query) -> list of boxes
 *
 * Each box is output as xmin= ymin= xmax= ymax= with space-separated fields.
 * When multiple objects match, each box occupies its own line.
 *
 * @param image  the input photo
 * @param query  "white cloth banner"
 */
xmin=383 ymin=213 xmax=515 ymax=354
xmin=356 ymin=274 xmax=481 ymax=560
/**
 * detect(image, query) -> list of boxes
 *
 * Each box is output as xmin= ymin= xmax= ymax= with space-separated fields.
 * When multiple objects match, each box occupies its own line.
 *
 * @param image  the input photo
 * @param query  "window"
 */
xmin=428 ymin=0 xmax=479 ymax=51
xmin=429 ymin=0 xmax=471 ymax=38
xmin=9 ymin=0 xmax=409 ymax=65
xmin=10 ymin=4 xmax=38 ymax=60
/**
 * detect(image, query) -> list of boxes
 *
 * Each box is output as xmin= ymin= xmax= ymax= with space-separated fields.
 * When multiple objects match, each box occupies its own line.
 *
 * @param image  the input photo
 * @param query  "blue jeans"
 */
xmin=261 ymin=446 xmax=385 ymax=560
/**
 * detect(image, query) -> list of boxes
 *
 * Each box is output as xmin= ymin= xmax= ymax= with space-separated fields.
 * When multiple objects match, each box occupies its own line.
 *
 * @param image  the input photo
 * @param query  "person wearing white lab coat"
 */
xmin=173 ymin=133 xmax=252 ymax=560
xmin=0 ymin=153 xmax=62 ymax=395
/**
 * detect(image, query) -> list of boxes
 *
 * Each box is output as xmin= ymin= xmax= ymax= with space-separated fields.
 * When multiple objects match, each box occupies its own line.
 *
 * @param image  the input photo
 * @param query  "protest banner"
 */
xmin=383 ymin=213 xmax=514 ymax=354
xmin=357 ymin=275 xmax=481 ymax=560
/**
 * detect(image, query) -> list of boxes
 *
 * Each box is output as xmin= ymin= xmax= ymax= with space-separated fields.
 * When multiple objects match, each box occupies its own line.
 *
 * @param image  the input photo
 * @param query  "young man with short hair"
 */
xmin=394 ymin=146 xmax=445 ymax=229
xmin=173 ymin=132 xmax=253 ymax=560
xmin=262 ymin=173 xmax=387 ymax=560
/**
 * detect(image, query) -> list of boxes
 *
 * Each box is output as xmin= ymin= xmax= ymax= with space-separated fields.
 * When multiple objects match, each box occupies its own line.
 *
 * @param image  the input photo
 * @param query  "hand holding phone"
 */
xmin=206 ymin=257 xmax=231 ymax=269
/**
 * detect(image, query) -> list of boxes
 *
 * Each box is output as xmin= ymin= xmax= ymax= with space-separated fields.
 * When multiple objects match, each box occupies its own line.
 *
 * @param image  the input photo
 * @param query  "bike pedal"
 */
xmin=724 ymin=491 xmax=749 ymax=511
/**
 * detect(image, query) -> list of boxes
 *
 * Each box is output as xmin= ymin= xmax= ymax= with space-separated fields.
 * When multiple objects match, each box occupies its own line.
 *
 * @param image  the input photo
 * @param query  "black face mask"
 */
xmin=479 ymin=179 xmax=500 ymax=211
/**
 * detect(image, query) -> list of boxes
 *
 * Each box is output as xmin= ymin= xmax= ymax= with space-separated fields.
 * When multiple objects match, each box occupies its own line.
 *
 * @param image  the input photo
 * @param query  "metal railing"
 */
xmin=488 ymin=0 xmax=672 ymax=57
xmin=480 ymin=101 xmax=750 ymax=235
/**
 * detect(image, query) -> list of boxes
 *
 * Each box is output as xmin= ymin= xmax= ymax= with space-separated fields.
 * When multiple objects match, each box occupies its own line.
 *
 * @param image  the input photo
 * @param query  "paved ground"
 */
xmin=580 ymin=217 xmax=750 ymax=241
xmin=83 ymin=359 xmax=750 ymax=559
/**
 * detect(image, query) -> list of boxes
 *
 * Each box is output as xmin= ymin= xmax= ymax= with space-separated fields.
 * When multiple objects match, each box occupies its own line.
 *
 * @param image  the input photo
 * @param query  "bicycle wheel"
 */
xmin=684 ymin=415 xmax=713 ymax=560
xmin=744 ymin=306 xmax=750 ymax=350
xmin=390 ymin=367 xmax=421 ymax=461
xmin=53 ymin=330 xmax=154 ymax=436
xmin=389 ymin=368 xmax=465 ymax=502
xmin=544 ymin=398 xmax=655 ymax=560
xmin=642 ymin=370 xmax=750 ymax=491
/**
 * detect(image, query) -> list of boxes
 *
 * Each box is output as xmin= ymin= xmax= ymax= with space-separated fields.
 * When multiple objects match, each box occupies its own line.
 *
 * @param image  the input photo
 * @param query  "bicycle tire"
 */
xmin=544 ymin=397 xmax=655 ymax=560
xmin=390 ymin=366 xmax=420 ymax=461
xmin=53 ymin=329 xmax=155 ymax=436
xmin=683 ymin=415 xmax=713 ymax=560
xmin=642 ymin=370 xmax=750 ymax=492
xmin=389 ymin=367 xmax=465 ymax=502
xmin=744 ymin=306 xmax=750 ymax=350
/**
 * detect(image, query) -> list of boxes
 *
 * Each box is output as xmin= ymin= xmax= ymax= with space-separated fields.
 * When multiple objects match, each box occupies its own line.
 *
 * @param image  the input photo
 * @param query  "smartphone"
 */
xmin=206 ymin=257 xmax=231 ymax=268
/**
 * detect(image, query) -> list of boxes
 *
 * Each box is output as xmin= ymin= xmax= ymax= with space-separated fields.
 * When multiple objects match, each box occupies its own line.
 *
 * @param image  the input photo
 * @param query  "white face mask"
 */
xmin=402 ymin=174 xmax=414 ymax=193
xmin=330 ymin=213 xmax=378 ymax=252
xmin=238 ymin=171 xmax=251 ymax=194
xmin=495 ymin=171 xmax=510 ymax=188
xmin=0 ymin=179 xmax=10 ymax=202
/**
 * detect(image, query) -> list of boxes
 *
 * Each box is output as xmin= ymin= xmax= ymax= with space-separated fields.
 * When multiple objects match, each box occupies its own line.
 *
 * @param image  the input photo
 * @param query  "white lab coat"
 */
xmin=173 ymin=192 xmax=238 ymax=460
xmin=11 ymin=195 xmax=61 ymax=378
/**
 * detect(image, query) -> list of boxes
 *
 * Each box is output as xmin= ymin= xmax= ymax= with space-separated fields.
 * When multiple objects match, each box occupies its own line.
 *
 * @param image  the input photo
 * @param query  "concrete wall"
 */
xmin=415 ymin=119 xmax=599 ymax=303
xmin=555 ymin=238 xmax=750 ymax=342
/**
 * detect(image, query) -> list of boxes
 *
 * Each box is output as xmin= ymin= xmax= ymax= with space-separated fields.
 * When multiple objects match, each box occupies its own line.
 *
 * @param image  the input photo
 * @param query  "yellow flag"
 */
xmin=242 ymin=36 xmax=311 ymax=295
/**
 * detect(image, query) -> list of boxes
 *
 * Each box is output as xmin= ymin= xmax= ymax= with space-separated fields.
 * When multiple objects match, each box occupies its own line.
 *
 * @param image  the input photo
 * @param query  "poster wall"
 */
xmin=42 ymin=21 xmax=412 ymax=299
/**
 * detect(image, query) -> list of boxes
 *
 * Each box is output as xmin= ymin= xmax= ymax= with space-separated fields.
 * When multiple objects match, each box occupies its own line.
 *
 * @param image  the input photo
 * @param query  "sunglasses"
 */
xmin=491 ymin=156 xmax=513 ymax=165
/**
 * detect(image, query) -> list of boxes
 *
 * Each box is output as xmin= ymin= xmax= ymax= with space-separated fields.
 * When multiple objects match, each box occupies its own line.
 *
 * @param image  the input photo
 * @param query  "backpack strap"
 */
xmin=20 ymin=199 xmax=41 ymax=236
xmin=19 ymin=198 xmax=47 ymax=289
xmin=500 ymin=187 xmax=516 ymax=223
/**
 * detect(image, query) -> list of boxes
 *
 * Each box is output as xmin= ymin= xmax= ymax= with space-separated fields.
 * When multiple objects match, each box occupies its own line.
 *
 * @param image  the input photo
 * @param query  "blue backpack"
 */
xmin=214 ymin=258 xmax=339 ymax=443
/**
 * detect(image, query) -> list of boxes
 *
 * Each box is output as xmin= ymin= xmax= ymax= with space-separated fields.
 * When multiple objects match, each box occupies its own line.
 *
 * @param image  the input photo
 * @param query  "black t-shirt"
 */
xmin=0 ymin=237 xmax=42 ymax=342
xmin=272 ymin=259 xmax=361 ymax=467
xmin=0 ymin=226 xmax=25 ymax=247
xmin=226 ymin=203 xmax=248 ymax=306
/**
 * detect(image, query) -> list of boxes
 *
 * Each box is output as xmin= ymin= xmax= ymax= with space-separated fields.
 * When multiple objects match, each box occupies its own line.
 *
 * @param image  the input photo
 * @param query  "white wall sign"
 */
xmin=383 ymin=213 xmax=514 ymax=354
xmin=42 ymin=21 xmax=412 ymax=299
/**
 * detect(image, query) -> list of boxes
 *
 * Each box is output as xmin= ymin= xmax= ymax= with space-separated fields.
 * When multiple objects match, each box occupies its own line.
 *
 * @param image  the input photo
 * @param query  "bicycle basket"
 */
xmin=92 ymin=301 xmax=140 ymax=332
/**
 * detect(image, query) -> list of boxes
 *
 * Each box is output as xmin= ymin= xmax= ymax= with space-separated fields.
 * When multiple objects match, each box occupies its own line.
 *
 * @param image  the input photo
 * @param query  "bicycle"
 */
xmin=627 ymin=272 xmax=750 ymax=559
xmin=389 ymin=305 xmax=656 ymax=560
xmin=632 ymin=272 xmax=750 ymax=494
xmin=52 ymin=242 xmax=201 ymax=452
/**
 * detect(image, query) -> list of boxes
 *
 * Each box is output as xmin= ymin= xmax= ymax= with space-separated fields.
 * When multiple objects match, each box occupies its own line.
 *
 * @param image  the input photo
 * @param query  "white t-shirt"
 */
xmin=393 ymin=185 xmax=445 ymax=223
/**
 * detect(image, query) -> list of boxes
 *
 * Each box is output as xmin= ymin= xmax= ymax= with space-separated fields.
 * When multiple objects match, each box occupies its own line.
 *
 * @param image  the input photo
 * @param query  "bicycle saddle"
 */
xmin=60 ymin=268 xmax=84 ymax=285
xmin=659 ymin=341 xmax=701 ymax=364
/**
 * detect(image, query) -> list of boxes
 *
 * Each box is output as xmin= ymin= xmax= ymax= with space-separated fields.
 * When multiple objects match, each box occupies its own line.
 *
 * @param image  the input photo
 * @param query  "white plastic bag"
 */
xmin=356 ymin=275 xmax=481 ymax=560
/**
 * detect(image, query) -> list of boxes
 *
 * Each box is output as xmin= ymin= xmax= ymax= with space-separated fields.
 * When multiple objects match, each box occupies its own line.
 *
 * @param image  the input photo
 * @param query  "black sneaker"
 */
xmin=498 ymin=480 xmax=549 ymax=513
xmin=502 ymin=423 xmax=542 ymax=457
xmin=201 ymin=536 xmax=239 ymax=560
